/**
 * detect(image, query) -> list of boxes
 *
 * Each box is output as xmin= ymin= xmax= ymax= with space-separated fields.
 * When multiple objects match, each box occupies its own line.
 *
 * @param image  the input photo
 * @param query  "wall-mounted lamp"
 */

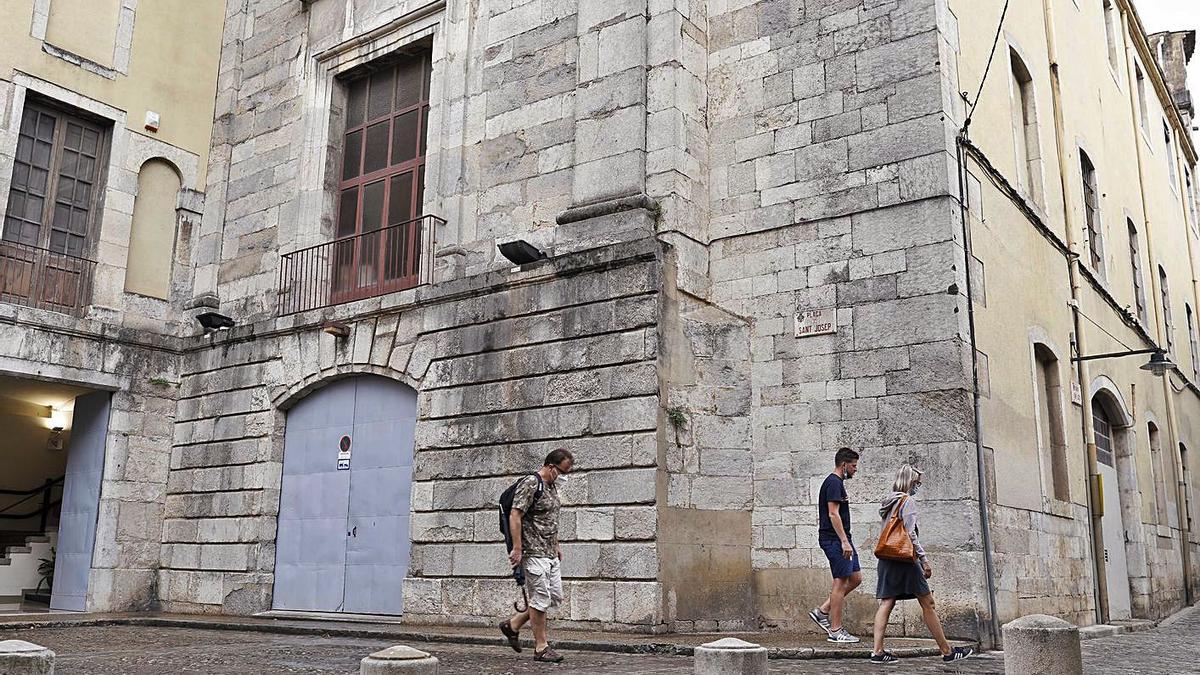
xmin=498 ymin=240 xmax=547 ymax=266
xmin=196 ymin=312 xmax=236 ymax=332
xmin=47 ymin=406 xmax=67 ymax=430
xmin=321 ymin=320 xmax=351 ymax=339
xmin=1072 ymin=347 xmax=1175 ymax=378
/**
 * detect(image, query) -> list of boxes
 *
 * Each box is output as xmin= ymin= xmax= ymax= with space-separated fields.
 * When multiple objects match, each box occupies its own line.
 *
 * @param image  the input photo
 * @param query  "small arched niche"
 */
xmin=124 ymin=158 xmax=182 ymax=299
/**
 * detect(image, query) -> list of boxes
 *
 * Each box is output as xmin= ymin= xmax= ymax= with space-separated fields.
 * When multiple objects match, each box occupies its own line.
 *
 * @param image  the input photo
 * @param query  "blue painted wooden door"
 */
xmin=50 ymin=391 xmax=110 ymax=612
xmin=273 ymin=376 xmax=415 ymax=614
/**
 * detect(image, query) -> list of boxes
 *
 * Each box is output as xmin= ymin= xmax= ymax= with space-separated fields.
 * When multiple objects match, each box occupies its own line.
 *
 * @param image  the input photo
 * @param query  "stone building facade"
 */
xmin=1 ymin=0 xmax=1197 ymax=646
xmin=0 ymin=0 xmax=222 ymax=610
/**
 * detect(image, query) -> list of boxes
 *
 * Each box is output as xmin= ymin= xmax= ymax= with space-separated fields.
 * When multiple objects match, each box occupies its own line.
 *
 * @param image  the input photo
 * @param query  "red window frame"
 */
xmin=334 ymin=49 xmax=432 ymax=300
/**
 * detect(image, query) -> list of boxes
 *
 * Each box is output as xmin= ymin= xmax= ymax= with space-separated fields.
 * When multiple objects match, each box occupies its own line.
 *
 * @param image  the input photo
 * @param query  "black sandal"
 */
xmin=499 ymin=620 xmax=521 ymax=653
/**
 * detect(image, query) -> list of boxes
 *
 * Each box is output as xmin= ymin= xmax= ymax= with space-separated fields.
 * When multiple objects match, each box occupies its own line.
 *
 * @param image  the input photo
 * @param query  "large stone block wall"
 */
xmin=196 ymin=0 xmax=703 ymax=319
xmin=0 ymin=305 xmax=182 ymax=612
xmin=161 ymin=239 xmax=666 ymax=626
xmin=697 ymin=0 xmax=988 ymax=637
xmin=989 ymin=502 xmax=1095 ymax=627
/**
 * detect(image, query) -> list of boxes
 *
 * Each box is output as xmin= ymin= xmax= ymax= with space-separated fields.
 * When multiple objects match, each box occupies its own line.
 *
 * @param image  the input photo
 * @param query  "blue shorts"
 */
xmin=819 ymin=537 xmax=861 ymax=579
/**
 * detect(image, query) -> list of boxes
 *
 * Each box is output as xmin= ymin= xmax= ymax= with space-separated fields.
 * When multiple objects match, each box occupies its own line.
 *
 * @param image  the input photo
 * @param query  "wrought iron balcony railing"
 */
xmin=277 ymin=214 xmax=442 ymax=316
xmin=0 ymin=239 xmax=96 ymax=316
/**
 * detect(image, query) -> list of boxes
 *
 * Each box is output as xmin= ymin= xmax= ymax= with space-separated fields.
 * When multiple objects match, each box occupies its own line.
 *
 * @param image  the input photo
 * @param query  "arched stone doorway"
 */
xmin=272 ymin=375 xmax=417 ymax=615
xmin=1091 ymin=389 xmax=1135 ymax=620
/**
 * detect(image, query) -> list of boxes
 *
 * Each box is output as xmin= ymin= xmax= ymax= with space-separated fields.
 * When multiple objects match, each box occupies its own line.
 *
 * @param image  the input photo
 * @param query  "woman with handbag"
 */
xmin=869 ymin=464 xmax=973 ymax=665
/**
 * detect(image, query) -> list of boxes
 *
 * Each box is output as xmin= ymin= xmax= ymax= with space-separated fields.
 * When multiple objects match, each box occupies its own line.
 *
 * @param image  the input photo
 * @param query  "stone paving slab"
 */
xmin=0 ymin=612 xmax=968 ymax=660
xmin=0 ymin=606 xmax=1197 ymax=674
xmin=0 ymin=624 xmax=996 ymax=675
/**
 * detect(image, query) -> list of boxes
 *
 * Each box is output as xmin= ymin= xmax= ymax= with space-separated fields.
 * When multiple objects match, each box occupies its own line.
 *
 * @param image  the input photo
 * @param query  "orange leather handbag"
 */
xmin=874 ymin=495 xmax=916 ymax=562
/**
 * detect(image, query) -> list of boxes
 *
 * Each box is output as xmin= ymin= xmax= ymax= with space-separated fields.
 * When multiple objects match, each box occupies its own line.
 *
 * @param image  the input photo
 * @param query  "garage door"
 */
xmin=273 ymin=376 xmax=416 ymax=614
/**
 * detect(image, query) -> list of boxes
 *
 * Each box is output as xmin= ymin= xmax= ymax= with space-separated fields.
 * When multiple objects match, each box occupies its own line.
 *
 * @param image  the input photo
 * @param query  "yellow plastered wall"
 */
xmin=0 ymin=0 xmax=223 ymax=185
xmin=45 ymin=0 xmax=121 ymax=66
xmin=124 ymin=159 xmax=180 ymax=299
xmin=951 ymin=0 xmax=1200 ymax=536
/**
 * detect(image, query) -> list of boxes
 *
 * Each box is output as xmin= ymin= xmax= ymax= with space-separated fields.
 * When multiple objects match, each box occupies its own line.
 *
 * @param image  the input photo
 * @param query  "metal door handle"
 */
xmin=352 ymin=526 xmax=357 ymax=537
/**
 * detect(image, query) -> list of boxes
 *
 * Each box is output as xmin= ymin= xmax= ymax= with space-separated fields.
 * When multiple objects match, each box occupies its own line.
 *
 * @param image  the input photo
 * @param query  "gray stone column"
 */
xmin=1002 ymin=614 xmax=1083 ymax=675
xmin=360 ymin=645 xmax=439 ymax=674
xmin=0 ymin=640 xmax=55 ymax=675
xmin=693 ymin=637 xmax=767 ymax=675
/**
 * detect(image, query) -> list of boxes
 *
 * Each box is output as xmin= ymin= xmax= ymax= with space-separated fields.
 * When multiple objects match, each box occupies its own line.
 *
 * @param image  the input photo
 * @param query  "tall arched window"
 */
xmin=1081 ymin=151 xmax=1104 ymax=278
xmin=1187 ymin=304 xmax=1199 ymax=380
xmin=1102 ymin=0 xmax=1120 ymax=69
xmin=124 ymin=159 xmax=181 ymax=299
xmin=1009 ymin=50 xmax=1043 ymax=206
xmin=1158 ymin=266 xmax=1175 ymax=354
xmin=1127 ymin=220 xmax=1148 ymax=325
xmin=1034 ymin=344 xmax=1069 ymax=500
xmin=1094 ymin=404 xmax=1114 ymax=469
xmin=1149 ymin=422 xmax=1170 ymax=526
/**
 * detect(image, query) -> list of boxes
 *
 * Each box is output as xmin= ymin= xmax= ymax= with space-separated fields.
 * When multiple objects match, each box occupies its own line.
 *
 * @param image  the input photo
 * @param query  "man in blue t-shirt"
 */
xmin=808 ymin=447 xmax=862 ymax=643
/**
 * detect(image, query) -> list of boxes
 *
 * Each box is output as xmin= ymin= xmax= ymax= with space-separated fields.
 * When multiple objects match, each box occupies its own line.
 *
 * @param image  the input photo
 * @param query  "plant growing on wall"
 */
xmin=666 ymin=405 xmax=689 ymax=449
xmin=666 ymin=406 xmax=688 ymax=429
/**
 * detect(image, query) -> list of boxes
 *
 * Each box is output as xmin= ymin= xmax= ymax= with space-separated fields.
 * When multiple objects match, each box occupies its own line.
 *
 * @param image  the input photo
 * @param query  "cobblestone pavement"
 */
xmin=1 ymin=607 xmax=1195 ymax=674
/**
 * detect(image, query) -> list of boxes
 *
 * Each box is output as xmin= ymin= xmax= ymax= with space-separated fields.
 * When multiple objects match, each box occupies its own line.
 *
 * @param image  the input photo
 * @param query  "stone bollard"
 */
xmin=0 ymin=640 xmax=55 ymax=675
xmin=360 ymin=645 xmax=439 ymax=674
xmin=1002 ymin=614 xmax=1083 ymax=675
xmin=694 ymin=637 xmax=768 ymax=675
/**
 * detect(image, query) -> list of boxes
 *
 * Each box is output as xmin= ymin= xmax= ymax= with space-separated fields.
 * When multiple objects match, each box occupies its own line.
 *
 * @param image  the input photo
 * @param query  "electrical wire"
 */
xmin=964 ymin=0 xmax=1012 ymax=132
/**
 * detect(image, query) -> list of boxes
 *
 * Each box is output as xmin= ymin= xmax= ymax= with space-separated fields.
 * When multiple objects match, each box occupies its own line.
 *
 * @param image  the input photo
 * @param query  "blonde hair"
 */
xmin=892 ymin=464 xmax=923 ymax=494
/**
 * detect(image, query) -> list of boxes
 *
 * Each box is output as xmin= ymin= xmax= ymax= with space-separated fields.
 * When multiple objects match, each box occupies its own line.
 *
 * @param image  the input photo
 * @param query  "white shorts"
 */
xmin=523 ymin=556 xmax=563 ymax=612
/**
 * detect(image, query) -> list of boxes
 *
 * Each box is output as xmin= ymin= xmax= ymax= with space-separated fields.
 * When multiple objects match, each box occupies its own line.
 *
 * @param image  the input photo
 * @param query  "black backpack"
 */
xmin=499 ymin=474 xmax=543 ymax=555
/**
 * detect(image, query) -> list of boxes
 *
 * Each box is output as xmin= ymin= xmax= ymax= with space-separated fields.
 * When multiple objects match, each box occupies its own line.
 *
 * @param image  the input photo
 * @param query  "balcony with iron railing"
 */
xmin=277 ymin=214 xmax=442 ymax=316
xmin=0 ymin=239 xmax=96 ymax=316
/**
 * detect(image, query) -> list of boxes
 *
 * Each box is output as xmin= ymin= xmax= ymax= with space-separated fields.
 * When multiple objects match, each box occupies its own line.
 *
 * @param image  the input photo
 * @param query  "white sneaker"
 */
xmin=827 ymin=627 xmax=861 ymax=643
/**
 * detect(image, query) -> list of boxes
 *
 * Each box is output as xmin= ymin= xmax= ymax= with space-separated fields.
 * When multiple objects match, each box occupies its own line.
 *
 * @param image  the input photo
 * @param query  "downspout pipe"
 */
xmin=955 ymin=134 xmax=1001 ymax=648
xmin=1040 ymin=0 xmax=1109 ymax=624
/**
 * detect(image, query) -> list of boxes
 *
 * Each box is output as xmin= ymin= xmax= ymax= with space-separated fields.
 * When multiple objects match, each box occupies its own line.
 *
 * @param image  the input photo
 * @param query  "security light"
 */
xmin=498 ymin=240 xmax=547 ymax=266
xmin=196 ymin=312 xmax=235 ymax=331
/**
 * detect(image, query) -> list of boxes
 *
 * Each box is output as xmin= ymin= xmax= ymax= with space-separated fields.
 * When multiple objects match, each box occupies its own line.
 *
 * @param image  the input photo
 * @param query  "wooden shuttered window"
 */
xmin=3 ymin=102 xmax=107 ymax=257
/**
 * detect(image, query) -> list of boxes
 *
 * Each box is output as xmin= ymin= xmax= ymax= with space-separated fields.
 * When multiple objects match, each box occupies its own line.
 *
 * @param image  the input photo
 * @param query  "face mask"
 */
xmin=910 ymin=484 xmax=921 ymax=496
xmin=553 ymin=466 xmax=570 ymax=485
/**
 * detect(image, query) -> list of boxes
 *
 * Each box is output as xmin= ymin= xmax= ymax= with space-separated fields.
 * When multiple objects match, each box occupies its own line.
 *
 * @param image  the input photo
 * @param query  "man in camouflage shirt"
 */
xmin=499 ymin=448 xmax=573 ymax=663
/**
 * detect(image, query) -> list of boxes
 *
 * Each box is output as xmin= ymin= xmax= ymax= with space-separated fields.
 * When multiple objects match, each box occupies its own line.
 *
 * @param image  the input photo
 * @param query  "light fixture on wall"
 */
xmin=196 ymin=311 xmax=236 ymax=332
xmin=321 ymin=320 xmax=350 ymax=339
xmin=1072 ymin=347 xmax=1175 ymax=378
xmin=498 ymin=240 xmax=547 ymax=266
xmin=1138 ymin=349 xmax=1175 ymax=377
xmin=47 ymin=405 xmax=67 ymax=430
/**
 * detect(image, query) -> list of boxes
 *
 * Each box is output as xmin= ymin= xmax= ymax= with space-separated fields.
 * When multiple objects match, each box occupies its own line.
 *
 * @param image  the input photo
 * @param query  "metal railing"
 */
xmin=278 ymin=214 xmax=442 ymax=315
xmin=0 ymin=240 xmax=96 ymax=316
xmin=0 ymin=477 xmax=65 ymax=533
